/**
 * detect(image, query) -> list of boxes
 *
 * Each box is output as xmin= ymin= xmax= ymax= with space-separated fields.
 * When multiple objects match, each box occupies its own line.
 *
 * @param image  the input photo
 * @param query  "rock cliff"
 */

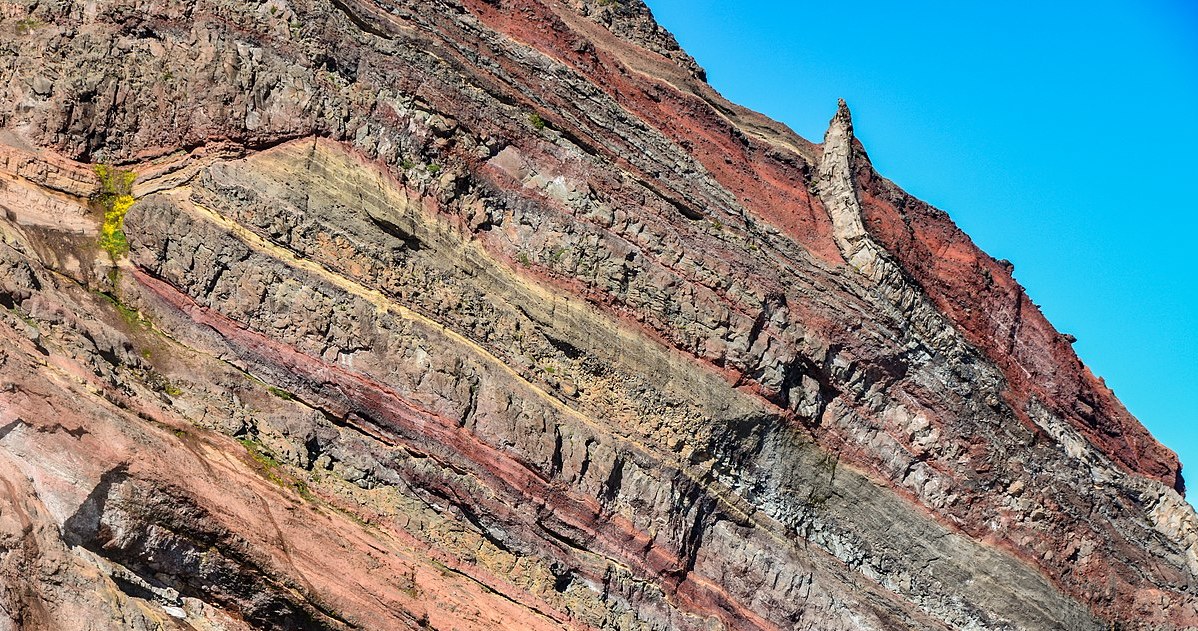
xmin=0 ymin=0 xmax=1195 ymax=629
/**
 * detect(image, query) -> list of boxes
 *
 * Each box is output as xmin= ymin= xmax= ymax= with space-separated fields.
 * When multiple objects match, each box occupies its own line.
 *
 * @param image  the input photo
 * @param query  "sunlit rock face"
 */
xmin=0 ymin=1 xmax=1194 ymax=629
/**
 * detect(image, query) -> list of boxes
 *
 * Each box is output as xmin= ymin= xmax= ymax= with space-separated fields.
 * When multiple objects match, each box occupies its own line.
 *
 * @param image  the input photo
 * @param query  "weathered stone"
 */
xmin=0 ymin=0 xmax=1193 ymax=630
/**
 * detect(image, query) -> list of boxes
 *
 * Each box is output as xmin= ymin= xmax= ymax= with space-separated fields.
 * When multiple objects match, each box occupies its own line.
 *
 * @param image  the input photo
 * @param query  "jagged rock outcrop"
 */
xmin=0 ymin=1 xmax=1195 ymax=629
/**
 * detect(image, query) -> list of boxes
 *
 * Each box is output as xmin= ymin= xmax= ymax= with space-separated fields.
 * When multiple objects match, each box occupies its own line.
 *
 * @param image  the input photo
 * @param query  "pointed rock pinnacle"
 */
xmin=832 ymin=98 xmax=853 ymax=136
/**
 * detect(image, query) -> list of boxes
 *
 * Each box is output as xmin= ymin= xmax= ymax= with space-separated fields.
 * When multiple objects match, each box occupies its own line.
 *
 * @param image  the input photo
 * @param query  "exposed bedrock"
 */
xmin=0 ymin=0 xmax=1194 ymax=629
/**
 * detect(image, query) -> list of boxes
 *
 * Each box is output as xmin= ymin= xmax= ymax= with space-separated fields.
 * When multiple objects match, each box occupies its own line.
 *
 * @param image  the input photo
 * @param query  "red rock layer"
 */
xmin=853 ymin=157 xmax=1183 ymax=491
xmin=449 ymin=0 xmax=1181 ymax=491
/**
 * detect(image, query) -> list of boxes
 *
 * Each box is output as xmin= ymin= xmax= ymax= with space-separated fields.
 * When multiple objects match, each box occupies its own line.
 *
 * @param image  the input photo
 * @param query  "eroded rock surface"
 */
xmin=0 ymin=1 xmax=1194 ymax=629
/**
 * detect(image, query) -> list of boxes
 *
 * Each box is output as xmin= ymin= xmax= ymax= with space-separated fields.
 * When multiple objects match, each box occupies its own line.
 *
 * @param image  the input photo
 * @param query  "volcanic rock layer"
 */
xmin=0 ymin=1 xmax=1195 ymax=629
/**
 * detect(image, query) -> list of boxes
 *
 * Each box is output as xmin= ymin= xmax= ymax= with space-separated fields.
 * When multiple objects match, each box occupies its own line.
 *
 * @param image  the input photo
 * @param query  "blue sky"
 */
xmin=644 ymin=0 xmax=1198 ymax=494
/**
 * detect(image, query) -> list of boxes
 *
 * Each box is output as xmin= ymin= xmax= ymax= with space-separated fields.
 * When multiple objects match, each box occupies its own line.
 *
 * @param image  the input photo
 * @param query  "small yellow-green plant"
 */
xmin=238 ymin=437 xmax=314 ymax=500
xmin=528 ymin=112 xmax=546 ymax=130
xmin=95 ymin=290 xmax=151 ymax=328
xmin=15 ymin=17 xmax=42 ymax=35
xmin=267 ymin=385 xmax=296 ymax=400
xmin=93 ymin=164 xmax=136 ymax=259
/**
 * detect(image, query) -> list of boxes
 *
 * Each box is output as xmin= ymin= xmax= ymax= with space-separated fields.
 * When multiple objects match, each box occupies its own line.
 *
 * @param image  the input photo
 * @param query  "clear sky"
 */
xmin=644 ymin=0 xmax=1198 ymax=495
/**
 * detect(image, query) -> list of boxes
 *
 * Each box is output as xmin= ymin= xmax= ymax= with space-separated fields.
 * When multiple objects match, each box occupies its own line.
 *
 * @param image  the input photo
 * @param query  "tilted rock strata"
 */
xmin=0 ymin=1 xmax=1195 ymax=630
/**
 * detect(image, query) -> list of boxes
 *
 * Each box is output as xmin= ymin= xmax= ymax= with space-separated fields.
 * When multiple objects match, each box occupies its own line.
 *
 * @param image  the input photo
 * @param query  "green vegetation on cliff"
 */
xmin=93 ymin=164 xmax=136 ymax=259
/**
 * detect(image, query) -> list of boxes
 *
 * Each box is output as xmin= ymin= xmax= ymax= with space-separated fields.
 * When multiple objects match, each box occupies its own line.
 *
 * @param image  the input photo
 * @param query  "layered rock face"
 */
xmin=0 ymin=0 xmax=1195 ymax=629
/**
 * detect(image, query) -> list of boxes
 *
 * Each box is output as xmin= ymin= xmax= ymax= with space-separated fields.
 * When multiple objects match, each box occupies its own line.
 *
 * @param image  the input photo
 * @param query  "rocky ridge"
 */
xmin=0 ymin=0 xmax=1195 ymax=629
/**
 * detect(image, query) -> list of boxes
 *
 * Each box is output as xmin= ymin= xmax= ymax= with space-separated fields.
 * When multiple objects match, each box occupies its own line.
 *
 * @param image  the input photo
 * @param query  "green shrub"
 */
xmin=93 ymin=164 xmax=136 ymax=259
